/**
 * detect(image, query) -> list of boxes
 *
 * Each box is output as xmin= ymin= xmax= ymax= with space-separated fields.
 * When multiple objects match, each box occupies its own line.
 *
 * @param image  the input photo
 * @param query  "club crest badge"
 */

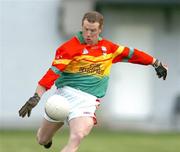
xmin=101 ymin=46 xmax=107 ymax=55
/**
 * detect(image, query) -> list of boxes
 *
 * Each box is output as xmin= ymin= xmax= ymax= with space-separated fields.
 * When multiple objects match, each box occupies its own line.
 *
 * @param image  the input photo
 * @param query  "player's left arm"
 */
xmin=112 ymin=46 xmax=168 ymax=80
xmin=128 ymin=48 xmax=168 ymax=80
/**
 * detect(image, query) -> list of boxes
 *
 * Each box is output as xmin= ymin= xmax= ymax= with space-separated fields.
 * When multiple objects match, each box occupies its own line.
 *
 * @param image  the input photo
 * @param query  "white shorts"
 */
xmin=44 ymin=86 xmax=100 ymax=124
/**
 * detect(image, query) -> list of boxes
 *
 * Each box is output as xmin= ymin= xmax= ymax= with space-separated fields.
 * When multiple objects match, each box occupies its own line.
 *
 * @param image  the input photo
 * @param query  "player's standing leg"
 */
xmin=37 ymin=118 xmax=64 ymax=148
xmin=61 ymin=116 xmax=94 ymax=152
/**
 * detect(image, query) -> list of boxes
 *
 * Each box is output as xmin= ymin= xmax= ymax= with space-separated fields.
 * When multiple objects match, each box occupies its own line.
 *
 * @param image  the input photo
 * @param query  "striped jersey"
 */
xmin=39 ymin=31 xmax=153 ymax=98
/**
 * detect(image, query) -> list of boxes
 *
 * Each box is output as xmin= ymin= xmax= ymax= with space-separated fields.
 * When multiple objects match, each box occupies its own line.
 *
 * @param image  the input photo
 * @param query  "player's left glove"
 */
xmin=153 ymin=59 xmax=167 ymax=80
xmin=19 ymin=93 xmax=40 ymax=118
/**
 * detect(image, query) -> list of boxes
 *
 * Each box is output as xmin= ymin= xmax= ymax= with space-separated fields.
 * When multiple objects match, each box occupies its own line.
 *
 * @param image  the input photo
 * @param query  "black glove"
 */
xmin=19 ymin=93 xmax=40 ymax=118
xmin=153 ymin=59 xmax=167 ymax=80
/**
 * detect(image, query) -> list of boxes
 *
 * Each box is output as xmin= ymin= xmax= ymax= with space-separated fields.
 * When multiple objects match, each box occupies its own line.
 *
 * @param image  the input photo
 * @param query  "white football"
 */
xmin=45 ymin=95 xmax=70 ymax=121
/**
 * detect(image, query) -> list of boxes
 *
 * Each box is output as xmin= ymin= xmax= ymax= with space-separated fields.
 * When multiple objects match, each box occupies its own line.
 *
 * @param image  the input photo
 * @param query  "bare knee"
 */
xmin=70 ymin=131 xmax=88 ymax=143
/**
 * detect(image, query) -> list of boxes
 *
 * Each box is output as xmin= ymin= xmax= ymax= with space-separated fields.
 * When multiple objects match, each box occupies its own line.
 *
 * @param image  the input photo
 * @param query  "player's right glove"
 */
xmin=153 ymin=59 xmax=167 ymax=80
xmin=19 ymin=93 xmax=40 ymax=118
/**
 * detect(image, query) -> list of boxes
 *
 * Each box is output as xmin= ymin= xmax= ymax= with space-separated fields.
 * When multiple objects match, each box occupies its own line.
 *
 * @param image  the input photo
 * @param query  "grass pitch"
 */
xmin=0 ymin=128 xmax=180 ymax=152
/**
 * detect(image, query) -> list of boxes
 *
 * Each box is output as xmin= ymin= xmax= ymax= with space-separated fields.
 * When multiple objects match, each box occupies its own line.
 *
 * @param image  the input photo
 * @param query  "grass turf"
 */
xmin=0 ymin=129 xmax=180 ymax=152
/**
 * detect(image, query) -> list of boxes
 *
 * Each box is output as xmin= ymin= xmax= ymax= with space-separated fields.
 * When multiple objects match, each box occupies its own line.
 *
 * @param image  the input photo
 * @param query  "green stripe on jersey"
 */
xmin=55 ymin=72 xmax=109 ymax=98
xmin=51 ymin=66 xmax=62 ymax=75
xmin=122 ymin=47 xmax=134 ymax=62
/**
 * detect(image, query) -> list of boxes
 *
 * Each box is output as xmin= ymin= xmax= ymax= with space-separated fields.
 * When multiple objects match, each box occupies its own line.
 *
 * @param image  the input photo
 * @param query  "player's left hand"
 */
xmin=19 ymin=93 xmax=40 ymax=118
xmin=153 ymin=59 xmax=168 ymax=80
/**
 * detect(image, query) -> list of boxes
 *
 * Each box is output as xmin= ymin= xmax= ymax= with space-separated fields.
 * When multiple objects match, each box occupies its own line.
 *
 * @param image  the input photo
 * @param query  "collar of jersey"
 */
xmin=76 ymin=31 xmax=102 ymax=44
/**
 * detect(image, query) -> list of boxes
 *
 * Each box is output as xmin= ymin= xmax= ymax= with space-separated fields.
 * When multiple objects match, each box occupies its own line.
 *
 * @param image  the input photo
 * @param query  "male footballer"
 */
xmin=19 ymin=11 xmax=167 ymax=152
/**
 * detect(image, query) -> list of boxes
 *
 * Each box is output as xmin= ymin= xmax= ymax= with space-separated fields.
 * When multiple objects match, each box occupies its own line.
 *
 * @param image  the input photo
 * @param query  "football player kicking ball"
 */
xmin=19 ymin=11 xmax=167 ymax=152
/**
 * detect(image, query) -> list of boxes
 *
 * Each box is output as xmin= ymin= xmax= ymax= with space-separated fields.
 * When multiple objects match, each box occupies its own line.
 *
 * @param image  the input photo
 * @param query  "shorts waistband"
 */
xmin=59 ymin=86 xmax=97 ymax=100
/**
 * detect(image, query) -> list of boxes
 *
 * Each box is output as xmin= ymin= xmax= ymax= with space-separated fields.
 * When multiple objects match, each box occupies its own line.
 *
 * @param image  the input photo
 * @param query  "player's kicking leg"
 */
xmin=37 ymin=118 xmax=64 ymax=148
xmin=61 ymin=116 xmax=94 ymax=152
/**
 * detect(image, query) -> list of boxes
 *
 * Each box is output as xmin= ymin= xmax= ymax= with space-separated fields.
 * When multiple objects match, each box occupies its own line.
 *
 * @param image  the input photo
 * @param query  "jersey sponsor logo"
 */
xmin=79 ymin=63 xmax=104 ymax=75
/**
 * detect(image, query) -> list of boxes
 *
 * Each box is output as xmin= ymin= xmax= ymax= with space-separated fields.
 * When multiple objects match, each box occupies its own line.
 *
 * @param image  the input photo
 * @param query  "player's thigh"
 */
xmin=37 ymin=118 xmax=64 ymax=139
xmin=69 ymin=117 xmax=94 ymax=137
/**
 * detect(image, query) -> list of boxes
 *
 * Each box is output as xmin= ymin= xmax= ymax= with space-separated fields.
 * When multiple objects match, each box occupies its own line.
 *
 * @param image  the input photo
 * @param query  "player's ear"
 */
xmin=99 ymin=25 xmax=103 ymax=33
xmin=98 ymin=27 xmax=102 ymax=34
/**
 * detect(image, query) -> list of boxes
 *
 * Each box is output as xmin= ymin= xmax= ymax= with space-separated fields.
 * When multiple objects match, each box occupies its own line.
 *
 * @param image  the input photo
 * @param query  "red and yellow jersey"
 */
xmin=39 ymin=32 xmax=153 ymax=98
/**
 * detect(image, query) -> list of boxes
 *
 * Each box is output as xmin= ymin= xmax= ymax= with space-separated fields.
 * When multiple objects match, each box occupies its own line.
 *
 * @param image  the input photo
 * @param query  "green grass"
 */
xmin=0 ymin=128 xmax=180 ymax=152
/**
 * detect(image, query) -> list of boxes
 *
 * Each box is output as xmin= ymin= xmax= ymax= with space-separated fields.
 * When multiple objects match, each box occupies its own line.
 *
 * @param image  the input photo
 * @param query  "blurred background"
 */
xmin=1 ymin=0 xmax=180 ymax=132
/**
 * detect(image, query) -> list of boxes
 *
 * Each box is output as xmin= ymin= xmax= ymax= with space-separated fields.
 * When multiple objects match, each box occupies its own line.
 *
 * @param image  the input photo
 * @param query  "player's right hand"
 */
xmin=19 ymin=93 xmax=40 ymax=118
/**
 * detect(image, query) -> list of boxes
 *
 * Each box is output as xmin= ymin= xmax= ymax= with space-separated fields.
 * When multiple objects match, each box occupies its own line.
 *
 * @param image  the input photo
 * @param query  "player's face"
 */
xmin=82 ymin=19 xmax=102 ymax=45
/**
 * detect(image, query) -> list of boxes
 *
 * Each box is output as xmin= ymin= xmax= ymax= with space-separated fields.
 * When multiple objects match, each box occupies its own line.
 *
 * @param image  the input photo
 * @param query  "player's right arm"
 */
xmin=19 ymin=42 xmax=73 ymax=118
